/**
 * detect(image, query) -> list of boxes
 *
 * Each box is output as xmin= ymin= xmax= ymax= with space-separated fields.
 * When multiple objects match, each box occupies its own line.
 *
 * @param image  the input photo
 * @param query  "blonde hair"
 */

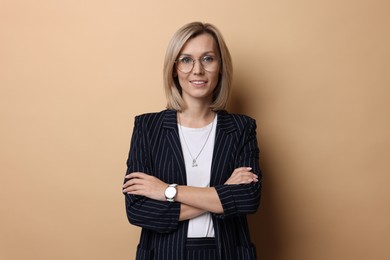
xmin=163 ymin=22 xmax=233 ymax=111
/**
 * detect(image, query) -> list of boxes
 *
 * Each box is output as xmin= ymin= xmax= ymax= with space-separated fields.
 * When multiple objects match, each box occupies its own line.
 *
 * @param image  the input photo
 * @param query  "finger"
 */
xmin=234 ymin=167 xmax=252 ymax=173
xmin=125 ymin=172 xmax=141 ymax=179
xmin=237 ymin=172 xmax=257 ymax=182
xmin=123 ymin=181 xmax=133 ymax=189
xmin=249 ymin=174 xmax=259 ymax=182
xmin=123 ymin=178 xmax=145 ymax=188
xmin=126 ymin=190 xmax=143 ymax=195
xmin=237 ymin=172 xmax=254 ymax=178
xmin=123 ymin=178 xmax=136 ymax=188
xmin=234 ymin=168 xmax=253 ymax=176
xmin=123 ymin=184 xmax=144 ymax=194
xmin=241 ymin=176 xmax=258 ymax=184
xmin=124 ymin=188 xmax=143 ymax=195
xmin=125 ymin=172 xmax=148 ymax=179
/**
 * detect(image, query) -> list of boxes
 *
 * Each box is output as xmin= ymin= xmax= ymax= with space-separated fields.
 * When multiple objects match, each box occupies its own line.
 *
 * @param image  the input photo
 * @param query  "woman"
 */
xmin=123 ymin=22 xmax=262 ymax=260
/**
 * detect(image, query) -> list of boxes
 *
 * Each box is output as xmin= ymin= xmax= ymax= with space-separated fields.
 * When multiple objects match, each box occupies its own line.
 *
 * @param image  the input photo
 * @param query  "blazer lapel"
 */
xmin=162 ymin=110 xmax=187 ymax=185
xmin=210 ymin=111 xmax=237 ymax=186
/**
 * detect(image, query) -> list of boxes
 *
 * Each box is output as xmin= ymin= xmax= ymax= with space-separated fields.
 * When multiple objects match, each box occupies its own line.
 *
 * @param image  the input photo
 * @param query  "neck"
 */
xmin=178 ymin=104 xmax=216 ymax=128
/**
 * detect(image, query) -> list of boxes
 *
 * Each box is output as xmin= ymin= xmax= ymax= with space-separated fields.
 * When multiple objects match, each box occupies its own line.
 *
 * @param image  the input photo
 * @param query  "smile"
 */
xmin=190 ymin=80 xmax=208 ymax=85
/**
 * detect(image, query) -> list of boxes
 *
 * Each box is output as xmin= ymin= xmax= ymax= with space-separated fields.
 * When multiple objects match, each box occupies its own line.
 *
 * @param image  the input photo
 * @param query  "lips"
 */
xmin=190 ymin=80 xmax=208 ymax=86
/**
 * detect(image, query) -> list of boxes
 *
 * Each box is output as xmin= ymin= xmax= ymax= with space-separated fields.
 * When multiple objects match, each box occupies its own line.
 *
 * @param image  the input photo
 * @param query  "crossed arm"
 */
xmin=122 ymin=167 xmax=258 ymax=221
xmin=124 ymin=115 xmax=261 ymax=232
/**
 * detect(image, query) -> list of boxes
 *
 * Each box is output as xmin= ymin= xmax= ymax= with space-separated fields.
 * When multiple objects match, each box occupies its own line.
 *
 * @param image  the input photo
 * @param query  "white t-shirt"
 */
xmin=178 ymin=115 xmax=217 ymax=238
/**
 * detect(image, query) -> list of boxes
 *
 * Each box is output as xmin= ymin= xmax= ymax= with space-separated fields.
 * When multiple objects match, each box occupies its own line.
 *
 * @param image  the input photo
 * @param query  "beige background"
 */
xmin=1 ymin=0 xmax=389 ymax=259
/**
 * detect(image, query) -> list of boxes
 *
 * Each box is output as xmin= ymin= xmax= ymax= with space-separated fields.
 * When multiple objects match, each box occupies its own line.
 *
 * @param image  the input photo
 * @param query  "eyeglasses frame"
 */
xmin=175 ymin=55 xmax=220 ymax=73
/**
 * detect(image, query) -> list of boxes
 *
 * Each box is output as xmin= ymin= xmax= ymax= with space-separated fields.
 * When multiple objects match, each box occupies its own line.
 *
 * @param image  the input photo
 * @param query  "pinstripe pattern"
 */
xmin=186 ymin=238 xmax=217 ymax=260
xmin=125 ymin=109 xmax=262 ymax=260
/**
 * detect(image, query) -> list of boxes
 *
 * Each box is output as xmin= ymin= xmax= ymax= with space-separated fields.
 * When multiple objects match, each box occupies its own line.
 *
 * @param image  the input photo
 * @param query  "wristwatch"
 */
xmin=164 ymin=184 xmax=178 ymax=202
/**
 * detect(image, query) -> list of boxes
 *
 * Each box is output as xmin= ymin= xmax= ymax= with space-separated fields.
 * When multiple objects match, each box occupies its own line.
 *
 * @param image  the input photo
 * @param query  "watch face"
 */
xmin=165 ymin=186 xmax=176 ymax=199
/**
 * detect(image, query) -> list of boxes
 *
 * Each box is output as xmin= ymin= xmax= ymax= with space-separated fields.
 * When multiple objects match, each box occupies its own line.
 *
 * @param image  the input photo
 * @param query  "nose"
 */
xmin=192 ymin=59 xmax=205 ymax=74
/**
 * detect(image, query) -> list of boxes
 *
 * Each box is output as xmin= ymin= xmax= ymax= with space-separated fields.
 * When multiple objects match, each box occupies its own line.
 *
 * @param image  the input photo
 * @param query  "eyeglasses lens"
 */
xmin=177 ymin=57 xmax=218 ymax=73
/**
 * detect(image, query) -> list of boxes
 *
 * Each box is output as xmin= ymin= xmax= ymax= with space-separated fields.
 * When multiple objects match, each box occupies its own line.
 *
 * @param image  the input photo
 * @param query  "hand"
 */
xmin=224 ymin=167 xmax=258 ymax=185
xmin=123 ymin=172 xmax=168 ymax=201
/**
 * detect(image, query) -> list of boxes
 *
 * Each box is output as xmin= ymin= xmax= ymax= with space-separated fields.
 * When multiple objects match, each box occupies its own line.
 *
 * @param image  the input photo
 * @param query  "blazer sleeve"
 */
xmin=214 ymin=118 xmax=262 ymax=219
xmin=124 ymin=115 xmax=180 ymax=233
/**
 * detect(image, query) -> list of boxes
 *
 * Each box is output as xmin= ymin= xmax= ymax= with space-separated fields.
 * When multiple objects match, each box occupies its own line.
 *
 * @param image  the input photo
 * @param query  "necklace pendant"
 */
xmin=192 ymin=159 xmax=198 ymax=167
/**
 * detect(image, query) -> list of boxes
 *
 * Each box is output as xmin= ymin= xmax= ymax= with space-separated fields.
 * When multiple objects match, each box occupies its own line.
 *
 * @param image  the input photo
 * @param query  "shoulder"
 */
xmin=133 ymin=109 xmax=176 ymax=128
xmin=217 ymin=110 xmax=257 ymax=129
xmin=135 ymin=109 xmax=167 ymax=120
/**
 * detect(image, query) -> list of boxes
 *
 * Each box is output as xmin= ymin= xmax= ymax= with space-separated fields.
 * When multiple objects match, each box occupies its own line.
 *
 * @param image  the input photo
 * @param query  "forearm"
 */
xmin=176 ymin=186 xmax=223 ymax=214
xmin=125 ymin=194 xmax=180 ymax=233
xmin=179 ymin=203 xmax=206 ymax=221
xmin=214 ymin=182 xmax=261 ymax=218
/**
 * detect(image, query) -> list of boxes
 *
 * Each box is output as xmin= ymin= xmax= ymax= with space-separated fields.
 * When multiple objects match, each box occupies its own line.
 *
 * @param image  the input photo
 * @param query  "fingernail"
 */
xmin=246 ymin=167 xmax=252 ymax=170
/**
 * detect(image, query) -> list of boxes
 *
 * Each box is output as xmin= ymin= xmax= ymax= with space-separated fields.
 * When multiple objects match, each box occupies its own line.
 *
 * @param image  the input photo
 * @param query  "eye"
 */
xmin=179 ymin=57 xmax=193 ymax=64
xmin=202 ymin=55 xmax=215 ymax=63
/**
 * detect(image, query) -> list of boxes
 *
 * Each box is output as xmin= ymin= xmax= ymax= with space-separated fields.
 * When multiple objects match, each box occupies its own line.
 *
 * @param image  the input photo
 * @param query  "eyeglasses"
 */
xmin=175 ymin=55 xmax=219 ymax=73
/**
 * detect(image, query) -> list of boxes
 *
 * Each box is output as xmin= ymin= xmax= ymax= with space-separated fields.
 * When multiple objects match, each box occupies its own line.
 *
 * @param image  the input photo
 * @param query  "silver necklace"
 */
xmin=178 ymin=114 xmax=215 ymax=167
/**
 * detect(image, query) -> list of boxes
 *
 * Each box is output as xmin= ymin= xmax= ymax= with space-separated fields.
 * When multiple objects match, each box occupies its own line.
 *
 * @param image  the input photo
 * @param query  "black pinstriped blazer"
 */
xmin=124 ymin=109 xmax=262 ymax=260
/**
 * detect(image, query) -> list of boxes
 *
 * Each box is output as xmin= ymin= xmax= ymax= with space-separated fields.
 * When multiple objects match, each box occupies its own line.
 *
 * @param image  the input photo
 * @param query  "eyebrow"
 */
xmin=178 ymin=51 xmax=216 ymax=57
